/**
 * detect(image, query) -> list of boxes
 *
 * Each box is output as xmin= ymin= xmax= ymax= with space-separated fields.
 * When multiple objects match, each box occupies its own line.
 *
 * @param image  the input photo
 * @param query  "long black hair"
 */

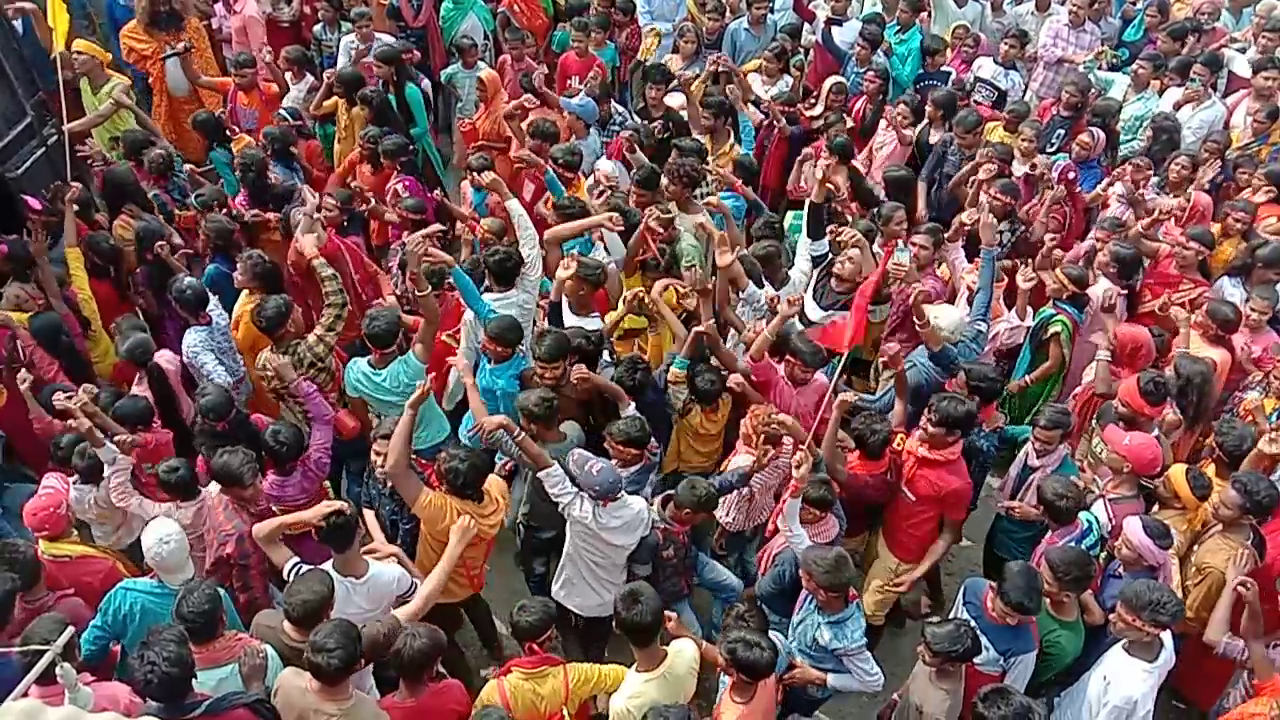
xmin=373 ymin=45 xmax=420 ymax=139
xmin=190 ymin=110 xmax=234 ymax=153
xmin=356 ymin=86 xmax=408 ymax=139
xmin=83 ymin=231 xmax=131 ymax=308
xmin=116 ymin=332 xmax=195 ymax=457
xmin=100 ymin=164 xmax=156 ymax=221
xmin=133 ymin=218 xmax=178 ymax=309
xmin=28 ymin=310 xmax=95 ymax=386
xmin=1143 ymin=112 xmax=1182 ymax=173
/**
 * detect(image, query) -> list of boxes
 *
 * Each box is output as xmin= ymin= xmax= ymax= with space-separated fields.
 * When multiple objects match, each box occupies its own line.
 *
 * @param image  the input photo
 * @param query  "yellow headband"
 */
xmin=70 ymin=38 xmax=111 ymax=65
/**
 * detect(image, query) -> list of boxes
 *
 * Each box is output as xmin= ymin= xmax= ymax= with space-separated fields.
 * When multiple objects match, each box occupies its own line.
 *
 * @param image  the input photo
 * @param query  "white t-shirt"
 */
xmin=283 ymin=556 xmax=418 ymax=627
xmin=608 ymin=638 xmax=701 ymax=720
xmin=1051 ymin=630 xmax=1175 ymax=720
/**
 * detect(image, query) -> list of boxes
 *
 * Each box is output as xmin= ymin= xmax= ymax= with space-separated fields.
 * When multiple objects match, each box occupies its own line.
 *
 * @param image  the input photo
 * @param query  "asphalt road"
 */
xmin=451 ymin=487 xmax=995 ymax=716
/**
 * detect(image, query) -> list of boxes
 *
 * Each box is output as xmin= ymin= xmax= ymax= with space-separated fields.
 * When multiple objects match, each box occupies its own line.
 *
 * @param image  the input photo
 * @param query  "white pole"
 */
xmin=4 ymin=624 xmax=76 ymax=703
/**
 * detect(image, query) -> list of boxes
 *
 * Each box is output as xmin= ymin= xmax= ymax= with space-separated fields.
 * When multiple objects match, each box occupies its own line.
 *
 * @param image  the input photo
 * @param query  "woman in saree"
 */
xmin=498 ymin=0 xmax=551 ymax=50
xmin=784 ymin=78 xmax=852 ymax=201
xmin=440 ymin=0 xmax=496 ymax=63
xmin=1227 ymin=102 xmax=1280 ymax=165
xmin=1052 ymin=127 xmax=1108 ymax=193
xmin=1239 ymin=163 xmax=1280 ymax=237
xmin=119 ymin=0 xmax=221 ymax=163
xmin=1067 ymin=322 xmax=1157 ymax=447
xmin=457 ymin=67 xmax=516 ymax=184
xmin=945 ymin=24 xmax=989 ymax=80
xmin=1113 ymin=0 xmax=1170 ymax=70
xmin=663 ymin=23 xmax=705 ymax=76
xmin=1000 ymin=264 xmax=1091 ymax=426
xmin=1025 ymin=160 xmax=1090 ymax=252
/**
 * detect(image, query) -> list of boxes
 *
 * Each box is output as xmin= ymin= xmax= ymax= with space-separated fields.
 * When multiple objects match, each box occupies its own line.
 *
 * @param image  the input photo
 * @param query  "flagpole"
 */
xmin=53 ymin=42 xmax=71 ymax=182
xmin=804 ymin=349 xmax=853 ymax=447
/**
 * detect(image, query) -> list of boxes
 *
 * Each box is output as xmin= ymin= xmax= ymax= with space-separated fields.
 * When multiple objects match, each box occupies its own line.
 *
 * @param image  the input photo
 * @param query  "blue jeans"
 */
xmin=669 ymin=552 xmax=743 ymax=640
xmin=714 ymin=526 xmax=763 ymax=587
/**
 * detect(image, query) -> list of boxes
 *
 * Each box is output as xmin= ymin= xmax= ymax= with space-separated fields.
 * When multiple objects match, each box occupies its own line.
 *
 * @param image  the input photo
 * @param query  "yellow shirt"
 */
xmin=983 ymin=121 xmax=1019 ymax=147
xmin=316 ymin=95 xmax=368 ymax=167
xmin=66 ymin=247 xmax=117 ymax=379
xmin=411 ymin=474 xmax=509 ymax=604
xmin=474 ymin=662 xmax=626 ymax=718
xmin=607 ymin=638 xmax=701 ymax=720
xmin=661 ymin=364 xmax=731 ymax=475
xmin=1210 ymin=224 xmax=1244 ymax=280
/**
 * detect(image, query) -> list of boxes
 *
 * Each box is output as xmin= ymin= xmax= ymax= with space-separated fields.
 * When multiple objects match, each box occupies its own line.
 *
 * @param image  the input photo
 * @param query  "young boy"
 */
xmin=612 ymin=0 xmax=642 ymax=97
xmin=605 ymin=414 xmax=662 ymax=498
xmin=609 ymin=582 xmax=702 ymax=719
xmin=588 ymin=13 xmax=619 ymax=79
xmin=556 ymin=16 xmax=606 ymax=94
xmin=495 ymin=26 xmax=538 ymax=100
xmin=271 ymin=619 xmax=385 ymax=719
xmin=1028 ymin=545 xmax=1097 ymax=695
xmin=474 ymin=598 xmax=626 ymax=716
xmin=0 ymin=539 xmax=93 ymax=644
xmin=971 ymin=28 xmax=1029 ymax=116
xmin=440 ymin=36 xmax=487 ymax=126
xmin=662 ymin=328 xmax=732 ymax=476
xmin=912 ymin=34 xmax=955 ymax=97
xmin=380 ymin=622 xmax=470 ymax=720
xmin=821 ymin=401 xmax=897 ymax=563
xmin=702 ymin=0 xmax=727 ymax=54
xmin=18 ymin=613 xmax=144 ymax=714
xmin=948 ymin=562 xmax=1042 ymax=702
xmin=184 ymin=49 xmax=284 ymax=138
xmin=1051 ymin=579 xmax=1183 ymax=718
xmin=881 ymin=619 xmax=982 ymax=719
xmin=637 ymin=474 xmax=748 ymax=639
xmin=1088 ymin=426 xmax=1164 ymax=541
xmin=1234 ymin=285 xmax=1280 ymax=377
xmin=983 ymin=99 xmax=1031 ymax=146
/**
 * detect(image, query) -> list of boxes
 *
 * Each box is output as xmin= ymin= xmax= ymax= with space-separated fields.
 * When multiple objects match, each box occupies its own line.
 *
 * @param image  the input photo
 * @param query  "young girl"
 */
xmin=372 ymin=45 xmax=445 ymax=186
xmin=273 ymin=106 xmax=332 ymax=190
xmin=380 ymin=134 xmax=436 ymax=252
xmin=190 ymin=110 xmax=255 ymax=196
xmin=128 ymin=217 xmax=188 ymax=354
xmin=200 ymin=213 xmax=243 ymax=314
xmin=858 ymin=93 xmax=920 ymax=184
xmin=260 ymin=124 xmax=309 ymax=188
xmin=310 ymin=67 xmax=368 ymax=167
xmin=747 ymin=43 xmax=793 ymax=102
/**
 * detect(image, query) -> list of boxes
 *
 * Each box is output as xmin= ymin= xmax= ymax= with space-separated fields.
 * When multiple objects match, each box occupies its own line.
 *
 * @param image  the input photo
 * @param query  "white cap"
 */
xmin=141 ymin=516 xmax=195 ymax=588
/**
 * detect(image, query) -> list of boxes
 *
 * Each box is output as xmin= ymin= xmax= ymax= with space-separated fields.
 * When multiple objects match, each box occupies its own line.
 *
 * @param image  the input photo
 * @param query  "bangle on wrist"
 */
xmin=1094 ymin=349 xmax=1113 ymax=362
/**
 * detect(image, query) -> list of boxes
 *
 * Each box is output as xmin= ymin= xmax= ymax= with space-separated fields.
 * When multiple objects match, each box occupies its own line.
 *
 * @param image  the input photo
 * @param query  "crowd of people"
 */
xmin=5 ymin=0 xmax=1280 ymax=716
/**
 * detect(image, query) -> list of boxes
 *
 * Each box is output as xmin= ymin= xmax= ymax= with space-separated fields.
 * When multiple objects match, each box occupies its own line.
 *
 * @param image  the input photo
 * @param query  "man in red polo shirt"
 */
xmin=860 ymin=391 xmax=977 ymax=649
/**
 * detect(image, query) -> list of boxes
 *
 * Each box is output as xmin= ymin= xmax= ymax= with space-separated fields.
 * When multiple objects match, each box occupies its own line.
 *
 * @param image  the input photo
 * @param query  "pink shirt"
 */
xmin=1 ymin=590 xmax=93 ymax=644
xmin=495 ymin=54 xmax=537 ymax=100
xmin=27 ymin=675 xmax=144 ymax=716
xmin=130 ymin=347 xmax=195 ymax=424
xmin=748 ymin=357 xmax=832 ymax=439
xmin=228 ymin=0 xmax=268 ymax=56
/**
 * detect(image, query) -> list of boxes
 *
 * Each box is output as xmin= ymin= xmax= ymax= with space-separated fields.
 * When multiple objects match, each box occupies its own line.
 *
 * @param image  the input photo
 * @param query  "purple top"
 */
xmin=263 ymin=378 xmax=335 ymax=564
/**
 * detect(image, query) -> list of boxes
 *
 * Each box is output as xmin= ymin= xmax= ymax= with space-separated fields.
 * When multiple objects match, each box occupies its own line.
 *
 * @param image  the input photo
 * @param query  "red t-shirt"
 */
xmin=40 ymin=550 xmax=133 ymax=610
xmin=378 ymin=681 xmax=471 ymax=720
xmin=879 ymin=432 xmax=971 ymax=564
xmin=87 ymin=276 xmax=136 ymax=332
xmin=555 ymin=50 xmax=605 ymax=95
xmin=132 ymin=428 xmax=177 ymax=502
xmin=0 ymin=589 xmax=92 ymax=643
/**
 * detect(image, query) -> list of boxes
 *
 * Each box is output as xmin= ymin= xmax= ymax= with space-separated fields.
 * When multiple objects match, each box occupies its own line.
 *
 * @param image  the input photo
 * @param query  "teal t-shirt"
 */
xmin=344 ymin=352 xmax=451 ymax=451
xmin=592 ymin=41 xmax=619 ymax=73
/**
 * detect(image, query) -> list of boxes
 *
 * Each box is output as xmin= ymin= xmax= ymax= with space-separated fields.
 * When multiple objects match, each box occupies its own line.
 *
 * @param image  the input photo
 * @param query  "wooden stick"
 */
xmin=804 ymin=349 xmax=853 ymax=447
xmin=5 ymin=624 xmax=76 ymax=703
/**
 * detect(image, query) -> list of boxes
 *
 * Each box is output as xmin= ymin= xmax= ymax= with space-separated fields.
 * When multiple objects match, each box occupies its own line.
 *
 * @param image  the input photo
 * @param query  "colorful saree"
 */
xmin=1001 ymin=301 xmax=1085 ymax=425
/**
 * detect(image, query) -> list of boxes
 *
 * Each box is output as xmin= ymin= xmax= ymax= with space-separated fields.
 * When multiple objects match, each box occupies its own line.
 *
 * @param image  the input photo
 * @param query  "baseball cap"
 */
xmin=1101 ymin=425 xmax=1164 ymax=478
xmin=142 ymin=516 xmax=196 ymax=587
xmin=567 ymin=448 xmax=624 ymax=502
xmin=22 ymin=472 xmax=73 ymax=540
xmin=559 ymin=93 xmax=600 ymax=126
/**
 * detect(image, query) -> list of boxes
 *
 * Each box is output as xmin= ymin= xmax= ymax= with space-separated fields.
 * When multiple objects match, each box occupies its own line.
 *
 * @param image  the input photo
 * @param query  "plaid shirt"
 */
xmin=598 ymin=101 xmax=636 ymax=144
xmin=255 ymin=254 xmax=349 ymax=430
xmin=203 ymin=491 xmax=277 ymax=623
xmin=1026 ymin=16 xmax=1102 ymax=102
xmin=714 ymin=437 xmax=795 ymax=533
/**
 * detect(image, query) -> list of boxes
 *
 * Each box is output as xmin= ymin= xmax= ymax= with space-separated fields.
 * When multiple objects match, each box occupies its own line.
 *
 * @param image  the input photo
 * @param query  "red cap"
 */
xmin=1101 ymin=425 xmax=1164 ymax=478
xmin=22 ymin=472 xmax=73 ymax=539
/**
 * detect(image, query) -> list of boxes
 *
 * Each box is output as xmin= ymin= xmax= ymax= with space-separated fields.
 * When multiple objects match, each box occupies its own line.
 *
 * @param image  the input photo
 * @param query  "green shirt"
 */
xmin=1031 ymin=603 xmax=1085 ymax=687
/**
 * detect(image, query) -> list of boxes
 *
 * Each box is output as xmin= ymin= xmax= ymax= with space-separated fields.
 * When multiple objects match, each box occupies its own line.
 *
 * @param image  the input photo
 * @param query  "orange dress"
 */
xmin=119 ymin=17 xmax=222 ymax=163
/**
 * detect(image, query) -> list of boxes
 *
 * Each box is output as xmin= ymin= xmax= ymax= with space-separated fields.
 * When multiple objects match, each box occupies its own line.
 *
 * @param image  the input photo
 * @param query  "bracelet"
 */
xmin=1094 ymin=349 xmax=1113 ymax=362
xmin=913 ymin=319 xmax=931 ymax=331
xmin=511 ymin=428 xmax=528 ymax=443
